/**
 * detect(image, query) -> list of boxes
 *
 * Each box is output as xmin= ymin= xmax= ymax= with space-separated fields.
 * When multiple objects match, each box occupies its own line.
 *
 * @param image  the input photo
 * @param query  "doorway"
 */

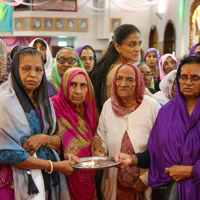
xmin=163 ymin=21 xmax=176 ymax=54
xmin=149 ymin=25 xmax=158 ymax=49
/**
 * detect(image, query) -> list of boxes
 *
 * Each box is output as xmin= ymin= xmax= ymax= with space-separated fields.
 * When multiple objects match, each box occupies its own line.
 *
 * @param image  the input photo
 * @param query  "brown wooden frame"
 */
xmin=190 ymin=0 xmax=200 ymax=49
xmin=110 ymin=18 xmax=121 ymax=32
xmin=77 ymin=18 xmax=88 ymax=32
xmin=14 ymin=18 xmax=23 ymax=31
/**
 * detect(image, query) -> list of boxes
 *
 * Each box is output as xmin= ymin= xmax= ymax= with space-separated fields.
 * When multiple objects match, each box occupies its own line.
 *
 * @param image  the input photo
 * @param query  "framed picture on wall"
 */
xmin=15 ymin=18 xmax=23 ymax=31
xmin=23 ymin=18 xmax=31 ymax=30
xmin=77 ymin=18 xmax=88 ymax=32
xmin=66 ymin=19 xmax=77 ymax=31
xmin=110 ymin=18 xmax=121 ymax=32
xmin=55 ymin=18 xmax=65 ymax=31
xmin=43 ymin=18 xmax=54 ymax=31
xmin=32 ymin=18 xmax=42 ymax=30
xmin=158 ymin=41 xmax=163 ymax=55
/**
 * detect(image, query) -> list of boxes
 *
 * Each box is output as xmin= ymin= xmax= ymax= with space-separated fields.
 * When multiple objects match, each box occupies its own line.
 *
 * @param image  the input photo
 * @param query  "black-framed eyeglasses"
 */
xmin=57 ymin=57 xmax=78 ymax=65
xmin=178 ymin=75 xmax=200 ymax=84
xmin=80 ymin=56 xmax=95 ymax=61
xmin=141 ymin=72 xmax=154 ymax=78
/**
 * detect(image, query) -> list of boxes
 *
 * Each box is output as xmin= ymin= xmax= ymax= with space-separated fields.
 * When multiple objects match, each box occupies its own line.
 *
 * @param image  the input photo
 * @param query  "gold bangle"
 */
xmin=45 ymin=135 xmax=51 ymax=148
xmin=93 ymin=135 xmax=101 ymax=140
xmin=45 ymin=160 xmax=53 ymax=174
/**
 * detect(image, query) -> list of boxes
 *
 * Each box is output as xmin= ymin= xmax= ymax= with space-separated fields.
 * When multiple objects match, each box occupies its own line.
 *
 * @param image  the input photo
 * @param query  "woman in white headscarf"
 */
xmin=29 ymin=38 xmax=52 ymax=79
xmin=29 ymin=38 xmax=57 ymax=97
xmin=154 ymin=70 xmax=177 ymax=105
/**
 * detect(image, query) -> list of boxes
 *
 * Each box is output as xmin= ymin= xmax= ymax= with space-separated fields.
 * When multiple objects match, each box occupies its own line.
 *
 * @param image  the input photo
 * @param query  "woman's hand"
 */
xmin=23 ymin=134 xmax=47 ymax=155
xmin=114 ymin=153 xmax=135 ymax=169
xmin=91 ymin=137 xmax=106 ymax=157
xmin=164 ymin=165 xmax=194 ymax=182
xmin=65 ymin=153 xmax=81 ymax=163
xmin=132 ymin=178 xmax=146 ymax=194
xmin=53 ymin=160 xmax=77 ymax=176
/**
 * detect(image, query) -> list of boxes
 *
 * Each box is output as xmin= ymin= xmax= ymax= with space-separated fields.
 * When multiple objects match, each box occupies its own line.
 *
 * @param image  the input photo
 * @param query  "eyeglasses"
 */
xmin=178 ymin=75 xmax=200 ymax=84
xmin=163 ymin=60 xmax=176 ymax=67
xmin=80 ymin=56 xmax=95 ymax=61
xmin=57 ymin=57 xmax=78 ymax=65
xmin=141 ymin=72 xmax=154 ymax=78
xmin=19 ymin=66 xmax=44 ymax=75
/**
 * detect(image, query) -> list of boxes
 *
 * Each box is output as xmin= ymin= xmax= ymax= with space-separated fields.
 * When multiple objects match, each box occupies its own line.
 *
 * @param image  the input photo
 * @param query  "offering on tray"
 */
xmin=72 ymin=156 xmax=122 ymax=170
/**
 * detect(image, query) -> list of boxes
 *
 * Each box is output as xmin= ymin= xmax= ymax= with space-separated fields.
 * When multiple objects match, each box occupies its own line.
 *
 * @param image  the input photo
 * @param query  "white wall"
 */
xmin=0 ymin=0 xmax=196 ymax=58
xmin=0 ymin=0 xmax=154 ymax=52
xmin=149 ymin=0 xmax=194 ymax=59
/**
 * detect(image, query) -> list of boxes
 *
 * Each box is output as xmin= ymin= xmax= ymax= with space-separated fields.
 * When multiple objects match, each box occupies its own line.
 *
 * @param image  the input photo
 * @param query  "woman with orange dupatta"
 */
xmin=50 ymin=67 xmax=98 ymax=200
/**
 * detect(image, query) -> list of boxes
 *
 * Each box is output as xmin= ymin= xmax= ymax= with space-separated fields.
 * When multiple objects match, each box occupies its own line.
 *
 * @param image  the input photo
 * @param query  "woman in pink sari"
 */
xmin=51 ymin=67 xmax=98 ymax=200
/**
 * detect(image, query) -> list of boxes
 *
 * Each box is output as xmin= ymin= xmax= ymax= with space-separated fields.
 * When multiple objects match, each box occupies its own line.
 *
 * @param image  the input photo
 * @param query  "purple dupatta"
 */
xmin=148 ymin=78 xmax=200 ymax=199
xmin=189 ymin=43 xmax=200 ymax=55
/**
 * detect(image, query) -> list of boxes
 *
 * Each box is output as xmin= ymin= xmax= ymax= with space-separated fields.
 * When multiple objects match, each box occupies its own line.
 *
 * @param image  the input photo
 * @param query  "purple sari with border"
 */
xmin=148 ymin=80 xmax=200 ymax=199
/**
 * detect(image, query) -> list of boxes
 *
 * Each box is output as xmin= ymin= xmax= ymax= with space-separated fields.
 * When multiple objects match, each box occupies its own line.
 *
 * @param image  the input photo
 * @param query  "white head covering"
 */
xmin=29 ymin=38 xmax=52 ymax=78
xmin=154 ymin=70 xmax=177 ymax=105
xmin=159 ymin=54 xmax=179 ymax=80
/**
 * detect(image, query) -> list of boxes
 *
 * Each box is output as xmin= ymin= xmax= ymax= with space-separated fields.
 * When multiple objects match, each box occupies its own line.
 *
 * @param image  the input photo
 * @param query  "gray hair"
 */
xmin=56 ymin=47 xmax=79 ymax=60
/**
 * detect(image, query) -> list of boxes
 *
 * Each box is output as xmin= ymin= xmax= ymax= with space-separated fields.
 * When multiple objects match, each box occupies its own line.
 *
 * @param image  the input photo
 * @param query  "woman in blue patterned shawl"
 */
xmin=0 ymin=47 xmax=76 ymax=200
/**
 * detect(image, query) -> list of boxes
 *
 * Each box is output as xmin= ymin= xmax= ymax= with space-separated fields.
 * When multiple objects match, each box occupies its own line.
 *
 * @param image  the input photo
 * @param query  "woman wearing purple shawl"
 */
xmin=189 ymin=42 xmax=200 ymax=56
xmin=144 ymin=48 xmax=161 ymax=91
xmin=115 ymin=56 xmax=200 ymax=199
xmin=144 ymin=48 xmax=161 ymax=81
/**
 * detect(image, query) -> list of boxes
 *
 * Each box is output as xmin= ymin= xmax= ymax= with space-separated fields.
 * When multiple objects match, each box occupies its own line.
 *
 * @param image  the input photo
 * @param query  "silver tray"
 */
xmin=72 ymin=156 xmax=122 ymax=170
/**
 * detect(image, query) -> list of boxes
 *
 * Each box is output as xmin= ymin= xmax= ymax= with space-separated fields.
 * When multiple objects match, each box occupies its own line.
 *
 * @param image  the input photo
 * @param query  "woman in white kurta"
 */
xmin=93 ymin=63 xmax=161 ymax=200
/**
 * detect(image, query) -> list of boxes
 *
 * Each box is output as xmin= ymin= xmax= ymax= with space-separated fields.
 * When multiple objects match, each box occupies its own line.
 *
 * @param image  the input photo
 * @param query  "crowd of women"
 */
xmin=0 ymin=23 xmax=200 ymax=200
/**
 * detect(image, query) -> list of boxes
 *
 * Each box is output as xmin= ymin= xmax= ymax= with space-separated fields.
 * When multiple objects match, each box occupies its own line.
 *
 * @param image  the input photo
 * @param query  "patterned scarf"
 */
xmin=0 ymin=39 xmax=11 ymax=85
xmin=50 ymin=67 xmax=98 ymax=200
xmin=0 ymin=47 xmax=70 ymax=200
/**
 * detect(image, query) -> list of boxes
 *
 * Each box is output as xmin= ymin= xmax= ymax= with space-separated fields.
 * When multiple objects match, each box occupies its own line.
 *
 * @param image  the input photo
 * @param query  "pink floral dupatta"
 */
xmin=50 ymin=67 xmax=98 ymax=200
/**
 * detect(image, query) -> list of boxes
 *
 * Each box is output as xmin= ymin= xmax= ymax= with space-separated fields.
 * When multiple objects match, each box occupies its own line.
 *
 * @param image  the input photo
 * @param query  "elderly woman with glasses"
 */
xmin=49 ymin=47 xmax=85 ymax=92
xmin=159 ymin=54 xmax=179 ymax=81
xmin=137 ymin=62 xmax=157 ymax=94
xmin=115 ymin=56 xmax=200 ymax=200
